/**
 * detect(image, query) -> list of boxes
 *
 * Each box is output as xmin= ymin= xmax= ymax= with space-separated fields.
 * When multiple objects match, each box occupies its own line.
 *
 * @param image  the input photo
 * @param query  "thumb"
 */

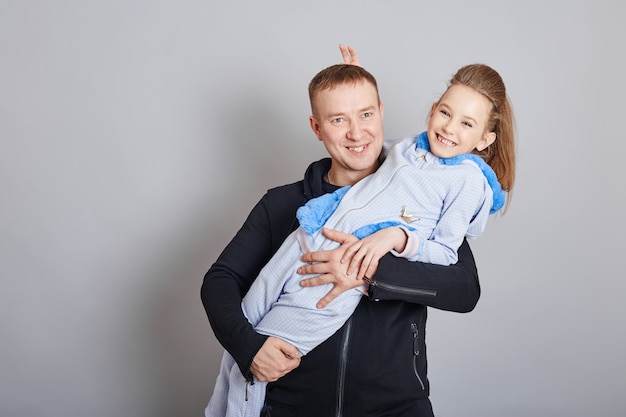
xmin=322 ymin=227 xmax=352 ymax=244
xmin=276 ymin=339 xmax=301 ymax=359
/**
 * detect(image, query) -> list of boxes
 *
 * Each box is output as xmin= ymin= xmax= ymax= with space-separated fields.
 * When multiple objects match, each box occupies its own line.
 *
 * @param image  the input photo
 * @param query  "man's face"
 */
xmin=310 ymin=81 xmax=384 ymax=186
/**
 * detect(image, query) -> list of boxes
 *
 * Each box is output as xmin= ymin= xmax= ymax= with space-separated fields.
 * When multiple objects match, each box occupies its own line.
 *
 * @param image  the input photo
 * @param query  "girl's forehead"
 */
xmin=439 ymin=85 xmax=492 ymax=116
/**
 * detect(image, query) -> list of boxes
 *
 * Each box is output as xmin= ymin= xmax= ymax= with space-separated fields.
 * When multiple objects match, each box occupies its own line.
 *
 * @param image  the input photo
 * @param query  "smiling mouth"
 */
xmin=436 ymin=134 xmax=456 ymax=147
xmin=348 ymin=145 xmax=367 ymax=153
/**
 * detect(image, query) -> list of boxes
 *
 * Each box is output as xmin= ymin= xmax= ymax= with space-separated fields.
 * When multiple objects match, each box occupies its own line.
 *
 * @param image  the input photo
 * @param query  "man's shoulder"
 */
xmin=266 ymin=179 xmax=305 ymax=198
xmin=260 ymin=179 xmax=308 ymax=219
xmin=265 ymin=158 xmax=330 ymax=200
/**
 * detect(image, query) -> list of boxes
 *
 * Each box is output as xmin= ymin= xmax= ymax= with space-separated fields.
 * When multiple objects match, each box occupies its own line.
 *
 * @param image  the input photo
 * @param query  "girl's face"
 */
xmin=427 ymin=84 xmax=496 ymax=159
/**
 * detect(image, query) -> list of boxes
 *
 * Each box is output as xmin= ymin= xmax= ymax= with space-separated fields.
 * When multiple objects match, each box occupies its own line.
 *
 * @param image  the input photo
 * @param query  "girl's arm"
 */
xmin=341 ymin=226 xmax=409 ymax=280
xmin=300 ymin=229 xmax=480 ymax=313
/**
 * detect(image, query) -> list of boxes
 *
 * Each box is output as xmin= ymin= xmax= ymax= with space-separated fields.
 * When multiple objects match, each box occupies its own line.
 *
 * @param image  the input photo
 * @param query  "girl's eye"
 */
xmin=463 ymin=121 xmax=473 ymax=127
xmin=439 ymin=109 xmax=450 ymax=117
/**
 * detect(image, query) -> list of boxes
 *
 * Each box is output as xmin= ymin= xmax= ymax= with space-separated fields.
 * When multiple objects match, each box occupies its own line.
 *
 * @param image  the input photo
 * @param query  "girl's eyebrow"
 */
xmin=462 ymin=115 xmax=478 ymax=125
xmin=439 ymin=103 xmax=478 ymax=125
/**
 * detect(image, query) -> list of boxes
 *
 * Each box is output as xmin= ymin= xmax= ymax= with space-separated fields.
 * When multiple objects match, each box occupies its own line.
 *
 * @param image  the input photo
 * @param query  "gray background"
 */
xmin=2 ymin=1 xmax=625 ymax=416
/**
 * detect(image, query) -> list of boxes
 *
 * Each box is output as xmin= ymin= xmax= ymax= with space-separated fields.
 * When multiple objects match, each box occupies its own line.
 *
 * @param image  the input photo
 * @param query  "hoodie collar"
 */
xmin=415 ymin=131 xmax=506 ymax=214
xmin=303 ymin=158 xmax=333 ymax=200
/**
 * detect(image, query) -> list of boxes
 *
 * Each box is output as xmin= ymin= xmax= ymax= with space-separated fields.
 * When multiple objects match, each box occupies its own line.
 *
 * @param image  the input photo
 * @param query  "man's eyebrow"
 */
xmin=359 ymin=105 xmax=377 ymax=113
xmin=325 ymin=104 xmax=377 ymax=119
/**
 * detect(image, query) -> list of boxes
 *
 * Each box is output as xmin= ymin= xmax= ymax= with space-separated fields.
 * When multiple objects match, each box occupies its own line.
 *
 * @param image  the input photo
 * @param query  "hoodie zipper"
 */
xmin=335 ymin=316 xmax=353 ymax=417
xmin=365 ymin=277 xmax=437 ymax=298
xmin=416 ymin=153 xmax=427 ymax=168
xmin=411 ymin=323 xmax=426 ymax=390
xmin=245 ymin=377 xmax=254 ymax=401
xmin=328 ymin=165 xmax=408 ymax=231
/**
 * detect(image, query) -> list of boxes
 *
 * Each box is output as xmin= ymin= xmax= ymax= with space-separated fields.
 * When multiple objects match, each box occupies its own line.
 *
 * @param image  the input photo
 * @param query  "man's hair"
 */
xmin=308 ymin=64 xmax=380 ymax=117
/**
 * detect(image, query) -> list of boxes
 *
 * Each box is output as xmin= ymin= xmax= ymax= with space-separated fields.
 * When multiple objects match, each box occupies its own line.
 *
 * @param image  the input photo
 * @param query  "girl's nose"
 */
xmin=442 ymin=120 xmax=454 ymax=135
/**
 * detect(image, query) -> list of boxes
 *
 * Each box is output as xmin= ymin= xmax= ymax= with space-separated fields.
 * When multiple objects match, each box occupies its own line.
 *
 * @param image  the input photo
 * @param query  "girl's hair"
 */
xmin=445 ymin=64 xmax=516 ymax=206
xmin=308 ymin=64 xmax=380 ymax=117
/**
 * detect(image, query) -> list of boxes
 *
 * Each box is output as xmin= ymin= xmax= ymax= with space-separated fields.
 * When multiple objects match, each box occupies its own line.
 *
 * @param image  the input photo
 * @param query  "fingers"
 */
xmin=365 ymin=262 xmax=379 ymax=281
xmin=251 ymin=337 xmax=301 ymax=382
xmin=316 ymin=286 xmax=343 ymax=309
xmin=297 ymin=259 xmax=331 ymax=275
xmin=299 ymin=229 xmax=357 ymax=265
xmin=338 ymin=44 xmax=361 ymax=66
xmin=346 ymin=244 xmax=366 ymax=275
xmin=276 ymin=338 xmax=301 ymax=360
xmin=299 ymin=273 xmax=329 ymax=288
xmin=341 ymin=240 xmax=361 ymax=265
xmin=347 ymin=45 xmax=360 ymax=66
xmin=322 ymin=227 xmax=358 ymax=244
xmin=347 ymin=255 xmax=363 ymax=277
xmin=357 ymin=257 xmax=378 ymax=281
xmin=298 ymin=273 xmax=338 ymax=308
xmin=300 ymin=250 xmax=329 ymax=265
xmin=339 ymin=44 xmax=351 ymax=64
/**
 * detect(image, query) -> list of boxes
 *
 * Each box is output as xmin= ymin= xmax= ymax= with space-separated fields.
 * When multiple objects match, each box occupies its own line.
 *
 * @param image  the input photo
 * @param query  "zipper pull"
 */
xmin=245 ymin=378 xmax=255 ymax=401
xmin=416 ymin=154 xmax=427 ymax=168
xmin=412 ymin=323 xmax=419 ymax=355
xmin=363 ymin=276 xmax=376 ymax=286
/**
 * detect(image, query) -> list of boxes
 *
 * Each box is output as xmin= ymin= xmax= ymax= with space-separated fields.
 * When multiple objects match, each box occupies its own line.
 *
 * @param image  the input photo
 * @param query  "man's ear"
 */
xmin=309 ymin=116 xmax=323 ymax=141
xmin=476 ymin=131 xmax=496 ymax=151
xmin=379 ymin=102 xmax=385 ymax=119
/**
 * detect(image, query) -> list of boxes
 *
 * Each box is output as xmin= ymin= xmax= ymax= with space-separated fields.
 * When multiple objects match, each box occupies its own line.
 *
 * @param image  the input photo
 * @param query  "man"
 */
xmin=202 ymin=61 xmax=480 ymax=417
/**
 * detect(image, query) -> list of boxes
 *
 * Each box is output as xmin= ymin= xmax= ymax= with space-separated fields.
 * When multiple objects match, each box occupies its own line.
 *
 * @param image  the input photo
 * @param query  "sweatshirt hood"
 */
xmin=302 ymin=158 xmax=332 ymax=200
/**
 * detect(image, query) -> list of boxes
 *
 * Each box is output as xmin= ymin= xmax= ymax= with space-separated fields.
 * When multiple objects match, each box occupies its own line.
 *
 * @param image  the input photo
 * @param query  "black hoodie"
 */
xmin=202 ymin=158 xmax=480 ymax=417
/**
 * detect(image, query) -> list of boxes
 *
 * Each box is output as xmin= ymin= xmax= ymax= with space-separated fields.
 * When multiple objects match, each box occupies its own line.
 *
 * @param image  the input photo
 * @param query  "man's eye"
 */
xmin=362 ymin=112 xmax=373 ymax=118
xmin=332 ymin=117 xmax=344 ymax=124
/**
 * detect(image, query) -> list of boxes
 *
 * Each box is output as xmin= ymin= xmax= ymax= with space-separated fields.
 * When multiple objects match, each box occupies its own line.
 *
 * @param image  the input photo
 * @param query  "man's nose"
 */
xmin=346 ymin=120 xmax=363 ymax=140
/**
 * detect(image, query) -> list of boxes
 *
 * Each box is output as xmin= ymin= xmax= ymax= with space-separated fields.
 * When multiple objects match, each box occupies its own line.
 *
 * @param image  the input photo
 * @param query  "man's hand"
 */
xmin=342 ymin=227 xmax=408 ymax=280
xmin=339 ymin=44 xmax=361 ymax=66
xmin=250 ymin=336 xmax=301 ymax=382
xmin=298 ymin=228 xmax=366 ymax=309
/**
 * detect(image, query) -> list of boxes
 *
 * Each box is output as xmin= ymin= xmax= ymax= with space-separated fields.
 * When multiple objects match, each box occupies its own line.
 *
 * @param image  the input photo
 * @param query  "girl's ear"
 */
xmin=476 ymin=131 xmax=496 ymax=151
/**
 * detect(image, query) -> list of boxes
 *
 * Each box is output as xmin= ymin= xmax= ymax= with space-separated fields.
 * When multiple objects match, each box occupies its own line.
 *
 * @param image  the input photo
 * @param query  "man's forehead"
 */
xmin=322 ymin=80 xmax=376 ymax=93
xmin=315 ymin=81 xmax=378 ymax=104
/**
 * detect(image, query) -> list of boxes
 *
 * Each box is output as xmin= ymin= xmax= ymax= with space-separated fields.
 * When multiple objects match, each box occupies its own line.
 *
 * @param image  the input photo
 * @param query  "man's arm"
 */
xmin=299 ymin=229 xmax=480 ymax=312
xmin=201 ymin=194 xmax=300 ymax=380
xmin=368 ymin=238 xmax=480 ymax=313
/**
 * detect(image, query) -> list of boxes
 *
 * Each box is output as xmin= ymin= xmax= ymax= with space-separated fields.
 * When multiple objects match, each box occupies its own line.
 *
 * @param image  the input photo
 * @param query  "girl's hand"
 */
xmin=342 ymin=227 xmax=408 ymax=280
xmin=339 ymin=44 xmax=361 ymax=66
